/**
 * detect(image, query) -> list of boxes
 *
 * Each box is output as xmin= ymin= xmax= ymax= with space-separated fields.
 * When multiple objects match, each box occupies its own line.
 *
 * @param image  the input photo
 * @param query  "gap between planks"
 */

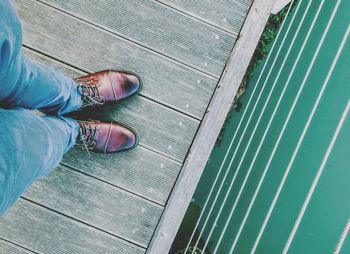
xmin=34 ymin=0 xmax=223 ymax=79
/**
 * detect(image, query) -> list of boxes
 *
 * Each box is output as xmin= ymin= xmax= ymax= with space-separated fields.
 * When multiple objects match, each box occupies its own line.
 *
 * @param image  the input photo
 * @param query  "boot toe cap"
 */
xmin=107 ymin=125 xmax=138 ymax=153
xmin=121 ymin=73 xmax=142 ymax=97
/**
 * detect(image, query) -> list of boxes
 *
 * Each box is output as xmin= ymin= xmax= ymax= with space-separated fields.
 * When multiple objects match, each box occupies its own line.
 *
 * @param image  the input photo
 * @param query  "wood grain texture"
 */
xmin=146 ymin=0 xmax=275 ymax=253
xmin=63 ymin=148 xmax=181 ymax=205
xmin=0 ymin=239 xmax=34 ymax=254
xmin=38 ymin=0 xmax=235 ymax=76
xmin=23 ymin=47 xmax=199 ymax=163
xmin=24 ymin=48 xmax=183 ymax=205
xmin=23 ymin=165 xmax=162 ymax=248
xmin=5 ymin=0 xmax=253 ymax=252
xmin=74 ymin=97 xmax=198 ymax=162
xmin=15 ymin=0 xmax=218 ymax=119
xmin=0 ymin=199 xmax=145 ymax=254
xmin=157 ymin=0 xmax=252 ymax=33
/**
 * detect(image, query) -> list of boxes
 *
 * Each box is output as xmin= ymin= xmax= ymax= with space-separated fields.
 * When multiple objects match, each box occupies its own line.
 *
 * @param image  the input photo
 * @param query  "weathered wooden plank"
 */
xmin=0 ymin=239 xmax=34 ymax=254
xmin=23 ymin=165 xmax=162 ymax=248
xmin=38 ymin=0 xmax=235 ymax=76
xmin=24 ymin=48 xmax=183 ymax=204
xmin=23 ymin=48 xmax=199 ymax=162
xmin=15 ymin=0 xmax=218 ymax=119
xmin=272 ymin=0 xmax=292 ymax=14
xmin=0 ymin=199 xmax=145 ymax=254
xmin=62 ymin=147 xmax=181 ymax=205
xmin=73 ymin=97 xmax=198 ymax=162
xmin=146 ymin=0 xmax=275 ymax=253
xmin=157 ymin=0 xmax=252 ymax=33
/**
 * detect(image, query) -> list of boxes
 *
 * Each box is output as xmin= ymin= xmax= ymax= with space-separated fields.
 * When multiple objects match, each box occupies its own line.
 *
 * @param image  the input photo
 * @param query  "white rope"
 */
xmin=251 ymin=2 xmax=343 ymax=252
xmin=282 ymin=27 xmax=350 ymax=254
xmin=202 ymin=0 xmax=306 ymax=251
xmin=334 ymin=217 xmax=350 ymax=254
xmin=183 ymin=1 xmax=298 ymax=253
xmin=222 ymin=1 xmax=325 ymax=253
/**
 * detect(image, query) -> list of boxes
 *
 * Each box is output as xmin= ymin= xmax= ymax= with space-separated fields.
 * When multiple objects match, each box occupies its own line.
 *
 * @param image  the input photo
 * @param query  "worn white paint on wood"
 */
xmin=272 ymin=0 xmax=292 ymax=14
xmin=39 ymin=0 xmax=236 ymax=76
xmin=146 ymin=0 xmax=276 ymax=253
xmin=15 ymin=0 xmax=219 ymax=119
xmin=0 ymin=239 xmax=34 ymax=254
xmin=24 ymin=48 xmax=183 ymax=205
xmin=157 ymin=0 xmax=252 ymax=33
xmin=0 ymin=199 xmax=145 ymax=254
xmin=23 ymin=165 xmax=161 ymax=248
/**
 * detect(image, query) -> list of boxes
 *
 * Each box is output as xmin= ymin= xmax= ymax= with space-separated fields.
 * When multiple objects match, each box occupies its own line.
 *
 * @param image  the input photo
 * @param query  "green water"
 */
xmin=186 ymin=1 xmax=350 ymax=253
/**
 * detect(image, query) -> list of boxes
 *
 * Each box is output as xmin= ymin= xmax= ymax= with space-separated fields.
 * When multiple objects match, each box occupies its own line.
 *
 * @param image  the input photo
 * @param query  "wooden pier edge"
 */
xmin=146 ymin=0 xmax=277 ymax=253
xmin=272 ymin=0 xmax=292 ymax=14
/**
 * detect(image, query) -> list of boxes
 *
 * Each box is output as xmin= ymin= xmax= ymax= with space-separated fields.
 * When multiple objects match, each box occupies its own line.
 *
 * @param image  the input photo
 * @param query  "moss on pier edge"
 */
xmin=216 ymin=1 xmax=298 ymax=147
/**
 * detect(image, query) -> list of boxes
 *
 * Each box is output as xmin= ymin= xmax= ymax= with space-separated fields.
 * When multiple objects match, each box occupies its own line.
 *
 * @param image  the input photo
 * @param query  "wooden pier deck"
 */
xmin=0 ymin=0 xmax=272 ymax=253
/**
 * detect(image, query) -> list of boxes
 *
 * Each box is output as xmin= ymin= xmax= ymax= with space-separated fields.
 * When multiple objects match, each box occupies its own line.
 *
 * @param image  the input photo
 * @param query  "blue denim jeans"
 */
xmin=0 ymin=0 xmax=82 ymax=214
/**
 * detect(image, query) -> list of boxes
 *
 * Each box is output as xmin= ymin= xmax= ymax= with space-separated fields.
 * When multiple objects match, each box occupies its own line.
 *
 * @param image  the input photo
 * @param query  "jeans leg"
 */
xmin=0 ymin=0 xmax=82 ymax=114
xmin=0 ymin=108 xmax=79 ymax=215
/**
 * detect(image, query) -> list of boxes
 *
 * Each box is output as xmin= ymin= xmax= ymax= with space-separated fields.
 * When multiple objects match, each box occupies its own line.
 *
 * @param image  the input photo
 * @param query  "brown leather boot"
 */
xmin=75 ymin=70 xmax=142 ymax=108
xmin=76 ymin=120 xmax=138 ymax=154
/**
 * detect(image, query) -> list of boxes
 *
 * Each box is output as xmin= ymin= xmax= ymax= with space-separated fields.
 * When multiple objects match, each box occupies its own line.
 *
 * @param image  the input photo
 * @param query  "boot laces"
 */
xmin=78 ymin=121 xmax=100 ymax=156
xmin=77 ymin=81 xmax=105 ymax=107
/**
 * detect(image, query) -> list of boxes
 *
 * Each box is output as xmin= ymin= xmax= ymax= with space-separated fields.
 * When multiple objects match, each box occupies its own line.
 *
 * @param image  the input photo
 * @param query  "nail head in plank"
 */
xmin=146 ymin=0 xmax=276 ymax=253
xmin=63 ymin=147 xmax=181 ymax=205
xmin=157 ymin=0 xmax=252 ymax=33
xmin=15 ymin=0 xmax=218 ymax=119
xmin=23 ymin=165 xmax=162 ymax=247
xmin=39 ymin=0 xmax=234 ymax=76
xmin=23 ymin=47 xmax=198 ymax=162
xmin=23 ymin=48 xmax=184 ymax=204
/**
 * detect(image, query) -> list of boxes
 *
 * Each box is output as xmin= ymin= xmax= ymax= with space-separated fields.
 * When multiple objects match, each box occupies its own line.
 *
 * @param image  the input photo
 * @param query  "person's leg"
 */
xmin=0 ymin=108 xmax=79 ymax=215
xmin=0 ymin=0 xmax=82 ymax=114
